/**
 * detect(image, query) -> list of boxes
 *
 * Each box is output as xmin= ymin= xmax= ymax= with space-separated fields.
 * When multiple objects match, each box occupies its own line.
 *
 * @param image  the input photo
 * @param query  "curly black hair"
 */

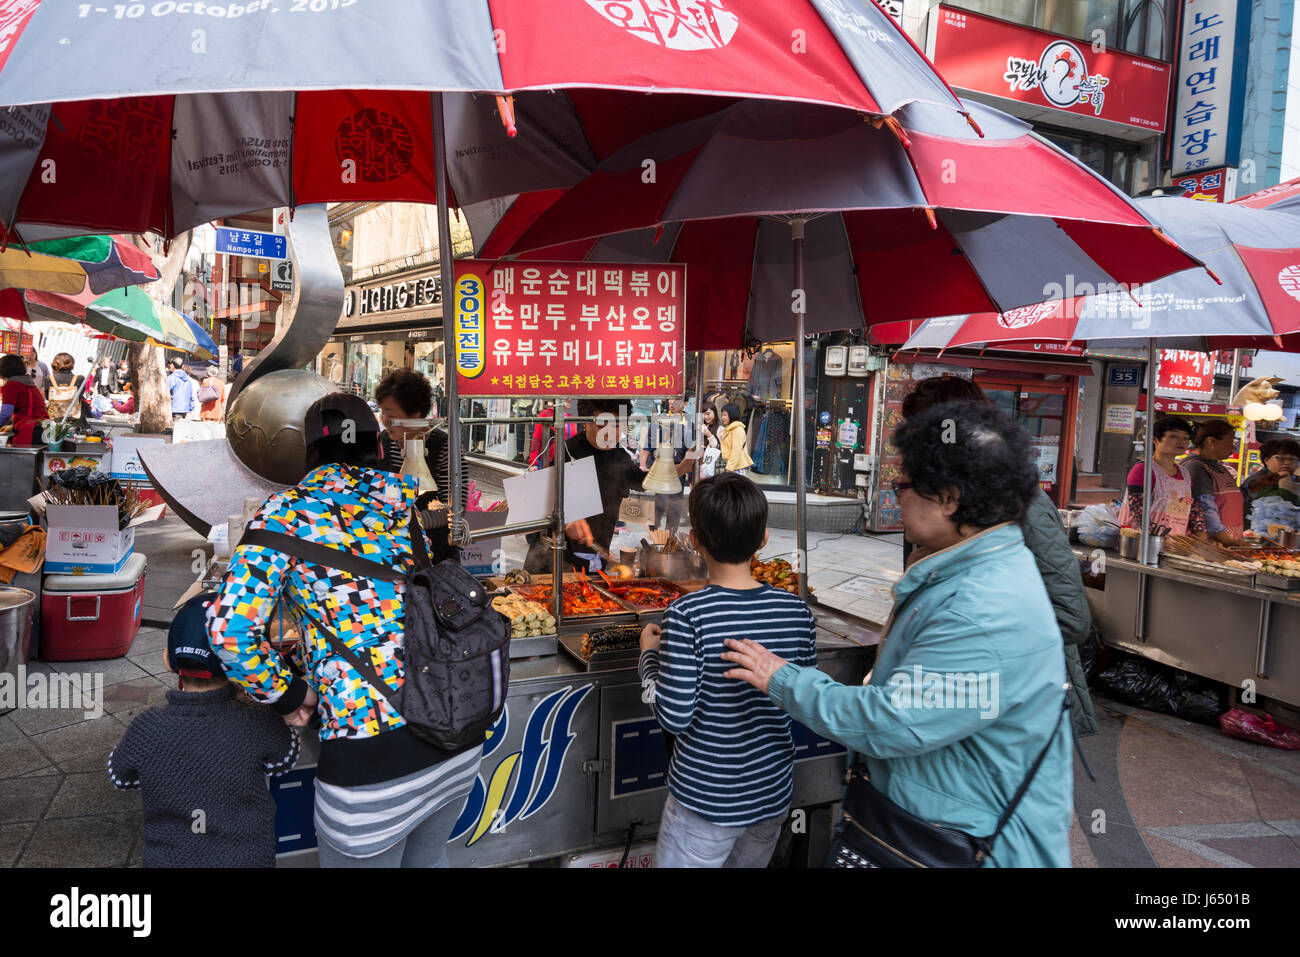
xmin=1152 ymin=416 xmax=1193 ymax=441
xmin=374 ymin=368 xmax=433 ymax=418
xmin=893 ymin=399 xmax=1039 ymax=529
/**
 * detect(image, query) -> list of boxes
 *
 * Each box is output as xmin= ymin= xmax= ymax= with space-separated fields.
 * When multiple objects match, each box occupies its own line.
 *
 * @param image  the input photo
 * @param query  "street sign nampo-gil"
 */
xmin=453 ymin=261 xmax=686 ymax=398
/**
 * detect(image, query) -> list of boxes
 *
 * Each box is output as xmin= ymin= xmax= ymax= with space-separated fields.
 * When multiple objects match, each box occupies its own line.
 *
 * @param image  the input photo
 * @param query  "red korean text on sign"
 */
xmin=454 ymin=260 xmax=686 ymax=397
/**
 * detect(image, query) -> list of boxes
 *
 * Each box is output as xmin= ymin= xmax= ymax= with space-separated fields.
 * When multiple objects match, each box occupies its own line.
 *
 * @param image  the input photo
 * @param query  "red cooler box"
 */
xmin=41 ymin=553 xmax=147 ymax=661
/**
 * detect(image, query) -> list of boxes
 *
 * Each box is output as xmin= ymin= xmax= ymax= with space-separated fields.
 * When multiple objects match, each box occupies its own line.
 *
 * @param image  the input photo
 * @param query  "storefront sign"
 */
xmin=928 ymin=5 xmax=1171 ymax=132
xmin=345 ymin=274 xmax=441 ymax=319
xmin=1103 ymin=404 xmax=1137 ymax=433
xmin=1170 ymin=0 xmax=1250 ymax=175
xmin=1108 ymin=365 xmax=1143 ymax=387
xmin=453 ymin=261 xmax=686 ymax=398
xmin=816 ymin=426 xmax=832 ymax=449
xmin=1153 ymin=397 xmax=1229 ymax=416
xmin=1175 ymin=166 xmax=1236 ymax=202
xmin=214 ymin=227 xmax=286 ymax=259
xmin=1156 ymin=349 xmax=1214 ymax=398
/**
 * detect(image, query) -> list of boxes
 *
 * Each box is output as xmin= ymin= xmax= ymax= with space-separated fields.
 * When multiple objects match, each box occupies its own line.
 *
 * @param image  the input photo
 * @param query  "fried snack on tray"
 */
xmin=514 ymin=571 xmax=626 ymax=616
xmin=750 ymin=557 xmax=800 ymax=594
xmin=580 ymin=625 xmax=643 ymax=659
xmin=491 ymin=594 xmax=556 ymax=637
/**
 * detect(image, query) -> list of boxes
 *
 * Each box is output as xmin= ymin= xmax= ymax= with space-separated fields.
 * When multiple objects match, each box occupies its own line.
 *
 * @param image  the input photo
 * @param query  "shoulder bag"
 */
xmin=826 ymin=696 xmax=1069 ymax=868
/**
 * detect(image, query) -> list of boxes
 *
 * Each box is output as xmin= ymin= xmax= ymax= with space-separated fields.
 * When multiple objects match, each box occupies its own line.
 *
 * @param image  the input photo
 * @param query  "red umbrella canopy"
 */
xmin=470 ymin=99 xmax=1201 ymax=349
xmin=900 ymin=186 xmax=1300 ymax=353
xmin=0 ymin=0 xmax=971 ymax=238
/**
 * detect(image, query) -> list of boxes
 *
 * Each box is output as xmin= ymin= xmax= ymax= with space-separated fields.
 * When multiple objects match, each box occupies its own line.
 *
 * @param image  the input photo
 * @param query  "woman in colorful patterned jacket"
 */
xmin=207 ymin=393 xmax=482 ymax=867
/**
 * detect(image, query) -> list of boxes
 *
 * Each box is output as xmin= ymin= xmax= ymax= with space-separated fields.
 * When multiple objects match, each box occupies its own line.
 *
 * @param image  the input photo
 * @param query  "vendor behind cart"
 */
xmin=1241 ymin=437 xmax=1300 ymax=519
xmin=0 ymin=353 xmax=48 ymax=447
xmin=1180 ymin=419 xmax=1245 ymax=545
xmin=1119 ymin=416 xmax=1207 ymax=537
xmin=525 ymin=397 xmax=695 ymax=574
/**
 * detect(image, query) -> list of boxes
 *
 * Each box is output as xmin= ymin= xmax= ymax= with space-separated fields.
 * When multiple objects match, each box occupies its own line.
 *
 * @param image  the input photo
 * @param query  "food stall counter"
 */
xmin=276 ymin=603 xmax=876 ymax=868
xmin=1074 ymin=545 xmax=1300 ymax=711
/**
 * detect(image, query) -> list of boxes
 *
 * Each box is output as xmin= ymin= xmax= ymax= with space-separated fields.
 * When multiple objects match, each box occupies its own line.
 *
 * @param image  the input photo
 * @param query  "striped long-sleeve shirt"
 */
xmin=638 ymin=584 xmax=818 ymax=827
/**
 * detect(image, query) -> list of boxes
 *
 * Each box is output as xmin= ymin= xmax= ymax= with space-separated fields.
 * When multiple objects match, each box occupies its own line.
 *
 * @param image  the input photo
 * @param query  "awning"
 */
xmin=891 ymin=352 xmax=1094 ymax=377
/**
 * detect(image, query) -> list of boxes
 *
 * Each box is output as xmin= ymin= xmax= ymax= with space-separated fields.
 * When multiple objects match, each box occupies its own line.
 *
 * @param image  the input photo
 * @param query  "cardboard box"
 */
xmin=31 ymin=498 xmax=166 ymax=576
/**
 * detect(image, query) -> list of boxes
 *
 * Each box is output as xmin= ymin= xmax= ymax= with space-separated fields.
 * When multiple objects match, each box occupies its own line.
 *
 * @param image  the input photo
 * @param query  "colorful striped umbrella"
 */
xmin=0 ymin=234 xmax=158 ymax=294
xmin=21 ymin=285 xmax=213 ymax=359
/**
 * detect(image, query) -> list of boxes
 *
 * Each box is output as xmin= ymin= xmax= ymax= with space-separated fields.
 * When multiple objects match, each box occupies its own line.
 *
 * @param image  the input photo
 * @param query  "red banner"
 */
xmin=929 ymin=6 xmax=1171 ymax=132
xmin=1156 ymin=349 xmax=1214 ymax=398
xmin=453 ymin=260 xmax=686 ymax=397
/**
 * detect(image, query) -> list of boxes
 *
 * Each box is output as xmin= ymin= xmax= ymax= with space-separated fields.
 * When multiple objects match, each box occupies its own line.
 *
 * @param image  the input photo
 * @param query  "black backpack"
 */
xmin=242 ymin=507 xmax=509 ymax=752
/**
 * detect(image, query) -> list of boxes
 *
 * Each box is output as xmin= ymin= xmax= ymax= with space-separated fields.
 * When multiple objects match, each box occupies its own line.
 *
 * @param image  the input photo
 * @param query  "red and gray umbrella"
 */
xmin=900 ymin=179 xmax=1300 ymax=351
xmin=473 ymin=98 xmax=1203 ymax=348
xmin=0 ymin=0 xmax=972 ymax=237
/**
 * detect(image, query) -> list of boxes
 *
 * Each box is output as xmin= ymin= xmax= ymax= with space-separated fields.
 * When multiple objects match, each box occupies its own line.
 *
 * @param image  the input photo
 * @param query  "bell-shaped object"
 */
xmin=401 ymin=434 xmax=440 ymax=495
xmin=644 ymin=442 xmax=683 ymax=495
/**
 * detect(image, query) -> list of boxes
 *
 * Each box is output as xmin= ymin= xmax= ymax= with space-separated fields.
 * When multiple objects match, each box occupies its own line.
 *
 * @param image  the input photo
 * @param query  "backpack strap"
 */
xmin=293 ymin=602 xmax=402 ymax=712
xmin=984 ymin=694 xmax=1069 ymax=852
xmin=239 ymin=507 xmax=430 ymax=581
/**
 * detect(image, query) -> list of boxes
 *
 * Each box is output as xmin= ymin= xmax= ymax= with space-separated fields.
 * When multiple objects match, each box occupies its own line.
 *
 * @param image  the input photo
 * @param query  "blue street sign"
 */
xmin=214 ymin=227 xmax=287 ymax=260
xmin=1108 ymin=365 xmax=1142 ymax=387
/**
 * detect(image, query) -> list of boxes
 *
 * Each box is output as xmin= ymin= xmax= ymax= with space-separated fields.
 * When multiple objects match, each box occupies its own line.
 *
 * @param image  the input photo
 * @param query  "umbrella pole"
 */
xmin=792 ymin=219 xmax=808 ymax=600
xmin=1229 ymin=348 xmax=1246 ymax=483
xmin=432 ymin=92 xmax=464 ymax=541
xmin=1141 ymin=338 xmax=1155 ymax=565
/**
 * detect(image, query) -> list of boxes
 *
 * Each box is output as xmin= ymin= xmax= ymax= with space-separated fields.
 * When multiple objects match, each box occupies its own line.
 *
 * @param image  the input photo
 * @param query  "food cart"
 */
xmin=1075 ymin=541 xmax=1300 ymax=713
xmin=267 ymin=258 xmax=880 ymax=866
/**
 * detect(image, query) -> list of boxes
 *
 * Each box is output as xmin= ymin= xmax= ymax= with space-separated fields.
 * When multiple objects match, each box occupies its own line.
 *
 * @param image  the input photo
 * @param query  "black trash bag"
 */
xmin=1094 ymin=656 xmax=1178 ymax=712
xmin=1168 ymin=670 xmax=1229 ymax=726
xmin=47 ymin=465 xmax=98 ymax=491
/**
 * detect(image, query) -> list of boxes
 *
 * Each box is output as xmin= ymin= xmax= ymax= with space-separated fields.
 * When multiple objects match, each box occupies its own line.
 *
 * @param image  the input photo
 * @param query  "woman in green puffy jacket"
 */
xmin=900 ymin=376 xmax=1098 ymax=737
xmin=724 ymin=401 xmax=1073 ymax=866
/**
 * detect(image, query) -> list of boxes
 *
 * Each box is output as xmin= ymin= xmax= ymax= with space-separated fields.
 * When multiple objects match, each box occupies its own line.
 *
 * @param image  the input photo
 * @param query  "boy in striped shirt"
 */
xmin=639 ymin=473 xmax=818 ymax=867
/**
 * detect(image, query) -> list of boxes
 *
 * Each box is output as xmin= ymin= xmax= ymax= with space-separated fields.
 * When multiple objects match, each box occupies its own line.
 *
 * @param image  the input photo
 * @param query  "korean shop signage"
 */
xmin=1156 ymin=349 xmax=1214 ymax=399
xmin=453 ymin=261 xmax=686 ymax=398
xmin=1175 ymin=166 xmax=1236 ymax=202
xmin=928 ymin=6 xmax=1171 ymax=131
xmin=1170 ymin=0 xmax=1251 ymax=175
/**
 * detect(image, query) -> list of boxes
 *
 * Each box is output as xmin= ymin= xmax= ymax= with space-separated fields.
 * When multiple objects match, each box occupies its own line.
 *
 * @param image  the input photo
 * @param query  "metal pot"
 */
xmin=0 ymin=586 xmax=35 ymax=716
xmin=640 ymin=545 xmax=689 ymax=581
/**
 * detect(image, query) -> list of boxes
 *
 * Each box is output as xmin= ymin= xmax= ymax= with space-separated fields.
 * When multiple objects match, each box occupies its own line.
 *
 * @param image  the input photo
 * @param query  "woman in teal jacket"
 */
xmin=724 ymin=401 xmax=1073 ymax=866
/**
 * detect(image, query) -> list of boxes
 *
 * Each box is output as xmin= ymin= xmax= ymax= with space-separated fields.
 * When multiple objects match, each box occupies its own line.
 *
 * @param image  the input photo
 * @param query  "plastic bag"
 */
xmin=1218 ymin=709 xmax=1300 ymax=750
xmin=1075 ymin=502 xmax=1120 ymax=548
xmin=1092 ymin=654 xmax=1226 ymax=725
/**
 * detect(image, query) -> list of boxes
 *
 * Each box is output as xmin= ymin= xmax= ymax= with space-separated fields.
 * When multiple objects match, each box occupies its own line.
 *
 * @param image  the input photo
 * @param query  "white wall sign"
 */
xmin=1171 ymin=0 xmax=1245 ymax=175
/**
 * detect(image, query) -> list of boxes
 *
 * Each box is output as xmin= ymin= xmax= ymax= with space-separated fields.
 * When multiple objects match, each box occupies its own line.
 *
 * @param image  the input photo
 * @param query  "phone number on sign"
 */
xmin=77 ymin=0 xmax=357 ymax=20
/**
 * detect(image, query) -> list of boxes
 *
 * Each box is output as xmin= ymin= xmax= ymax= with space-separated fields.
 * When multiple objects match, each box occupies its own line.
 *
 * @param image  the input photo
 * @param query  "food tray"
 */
xmin=600 ymin=577 xmax=686 ymax=612
xmin=1255 ymin=572 xmax=1300 ymax=591
xmin=510 ymin=634 xmax=558 ymax=658
xmin=557 ymin=632 xmax=642 ymax=671
xmin=1158 ymin=554 xmax=1256 ymax=585
xmin=507 ymin=582 xmax=634 ymax=617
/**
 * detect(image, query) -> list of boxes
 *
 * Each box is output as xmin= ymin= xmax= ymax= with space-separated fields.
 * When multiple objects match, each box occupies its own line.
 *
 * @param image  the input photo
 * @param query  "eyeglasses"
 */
xmin=1270 ymin=456 xmax=1300 ymax=465
xmin=888 ymin=480 xmax=915 ymax=493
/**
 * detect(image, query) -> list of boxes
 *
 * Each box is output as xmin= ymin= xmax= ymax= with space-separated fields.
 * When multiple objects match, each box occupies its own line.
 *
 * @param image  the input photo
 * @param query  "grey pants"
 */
xmin=654 ymin=793 xmax=787 ymax=868
xmin=316 ymin=798 xmax=463 ymax=868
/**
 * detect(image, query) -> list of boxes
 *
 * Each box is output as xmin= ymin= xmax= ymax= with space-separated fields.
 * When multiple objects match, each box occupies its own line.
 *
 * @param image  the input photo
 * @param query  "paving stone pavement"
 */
xmin=2 ymin=470 xmax=1295 ymax=867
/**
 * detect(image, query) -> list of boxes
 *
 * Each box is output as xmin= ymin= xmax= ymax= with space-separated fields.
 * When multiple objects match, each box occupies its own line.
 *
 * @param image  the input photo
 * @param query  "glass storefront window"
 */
xmin=953 ymin=0 xmax=1169 ymax=59
xmin=689 ymin=343 xmax=815 ymax=488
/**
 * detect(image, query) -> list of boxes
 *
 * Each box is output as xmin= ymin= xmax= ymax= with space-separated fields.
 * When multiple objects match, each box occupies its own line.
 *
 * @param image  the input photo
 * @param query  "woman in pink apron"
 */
xmin=1119 ymin=417 xmax=1206 ymax=537
xmin=1181 ymin=420 xmax=1245 ymax=544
